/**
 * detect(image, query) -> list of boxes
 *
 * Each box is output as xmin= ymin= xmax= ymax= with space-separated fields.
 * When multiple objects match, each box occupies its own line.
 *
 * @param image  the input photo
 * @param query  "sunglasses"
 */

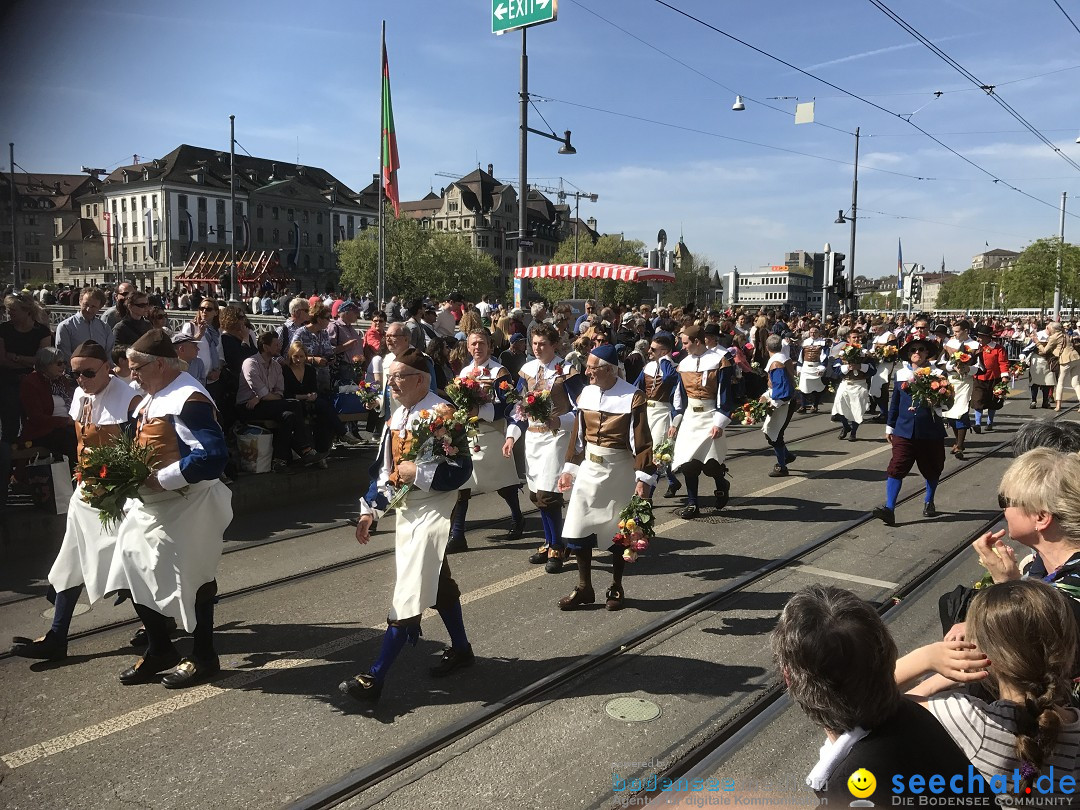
xmin=199 ymin=306 xmax=218 ymax=312
xmin=997 ymin=494 xmax=1013 ymax=509
xmin=129 ymin=361 xmax=155 ymax=375
xmin=70 ymin=367 xmax=103 ymax=379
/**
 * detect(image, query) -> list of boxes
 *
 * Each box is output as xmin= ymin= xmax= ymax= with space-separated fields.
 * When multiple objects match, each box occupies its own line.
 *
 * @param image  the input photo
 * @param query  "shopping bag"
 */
xmin=236 ymin=429 xmax=273 ymax=474
xmin=333 ymin=384 xmax=368 ymax=415
xmin=26 ymin=455 xmax=73 ymax=514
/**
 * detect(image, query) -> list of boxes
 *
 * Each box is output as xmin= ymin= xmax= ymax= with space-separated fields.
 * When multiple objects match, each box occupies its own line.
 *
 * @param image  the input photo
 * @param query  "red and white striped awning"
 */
xmin=513 ymin=262 xmax=676 ymax=283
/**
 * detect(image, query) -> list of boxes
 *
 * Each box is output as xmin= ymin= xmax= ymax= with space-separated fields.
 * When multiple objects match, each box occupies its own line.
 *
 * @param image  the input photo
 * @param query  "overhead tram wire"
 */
xmin=865 ymin=0 xmax=1080 ymax=175
xmin=532 ymin=95 xmax=936 ymax=181
xmin=566 ymin=0 xmax=853 ymax=136
xmin=649 ymin=0 xmax=1080 ymax=221
xmin=1051 ymin=0 xmax=1080 ymax=37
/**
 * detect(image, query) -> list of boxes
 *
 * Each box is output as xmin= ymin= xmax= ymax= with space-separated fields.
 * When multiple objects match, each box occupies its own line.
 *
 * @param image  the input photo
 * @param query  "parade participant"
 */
xmin=634 ymin=332 xmax=685 ymax=498
xmin=873 ymin=339 xmax=947 ymax=526
xmin=109 ymin=329 xmax=231 ymax=688
xmin=941 ymin=320 xmax=979 ymax=460
xmin=502 ymin=324 xmax=580 ymax=573
xmin=556 ymin=345 xmax=655 ymax=611
xmin=340 ymin=349 xmax=474 ymax=703
xmin=829 ymin=328 xmax=871 ymax=442
xmin=762 ymin=334 xmax=797 ymax=478
xmin=1026 ymin=328 xmax=1057 ymax=408
xmin=669 ymin=326 xmax=733 ymax=518
xmin=970 ymin=323 xmax=1010 ymax=432
xmin=447 ymin=329 xmax=523 ymax=553
xmin=795 ymin=324 xmax=827 ymax=413
xmin=10 ymin=341 xmax=142 ymax=660
xmin=903 ymin=318 xmax=931 ymax=345
xmin=867 ymin=317 xmax=897 ymax=420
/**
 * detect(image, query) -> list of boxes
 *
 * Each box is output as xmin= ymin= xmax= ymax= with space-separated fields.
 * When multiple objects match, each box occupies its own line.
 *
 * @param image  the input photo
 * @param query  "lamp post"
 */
xmin=228 ymin=114 xmax=238 ymax=305
xmin=822 ymin=242 xmax=832 ymax=322
xmin=830 ymin=128 xmax=861 ymax=314
xmin=569 ymin=189 xmax=598 ymax=298
xmin=980 ymin=281 xmax=988 ymax=314
xmin=515 ymin=27 xmax=575 ymax=309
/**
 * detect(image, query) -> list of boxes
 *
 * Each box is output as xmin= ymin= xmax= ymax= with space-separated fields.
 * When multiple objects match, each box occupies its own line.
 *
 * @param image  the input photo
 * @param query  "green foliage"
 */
xmin=530 ymin=233 xmax=648 ymax=305
xmin=935 ymin=237 xmax=1080 ymax=311
xmin=335 ymin=207 xmax=498 ymax=302
xmin=935 ymin=268 xmax=1005 ymax=310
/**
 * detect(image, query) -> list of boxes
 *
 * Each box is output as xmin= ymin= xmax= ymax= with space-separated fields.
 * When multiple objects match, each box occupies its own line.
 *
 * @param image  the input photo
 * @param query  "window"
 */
xmin=151 ymin=196 xmax=157 ymax=210
xmin=257 ymin=227 xmax=264 ymax=242
xmin=198 ymin=222 xmax=207 ymax=239
xmin=272 ymin=228 xmax=279 ymax=242
xmin=451 ymin=221 xmax=458 ymax=230
xmin=449 ymin=200 xmax=459 ymax=212
xmin=288 ymin=228 xmax=294 ymax=245
xmin=332 ymin=213 xmax=340 ymax=229
xmin=54 ymin=244 xmax=61 ymax=259
xmin=302 ymin=210 xmax=309 ymax=224
xmin=216 ymin=199 xmax=225 ymax=216
xmin=504 ymin=203 xmax=513 ymax=213
xmin=346 ymin=216 xmax=354 ymax=239
xmin=131 ymin=197 xmax=137 ymax=212
xmin=234 ymin=201 xmax=242 ymax=216
xmin=317 ymin=254 xmax=325 ymax=270
xmin=316 ymin=212 xmax=323 ymax=225
xmin=235 ymin=226 xmax=243 ymax=242
xmin=287 ymin=208 xmax=294 ymax=222
xmin=55 ymin=219 xmax=63 ymax=236
xmin=477 ymin=235 xmax=489 ymax=248
xmin=132 ymin=220 xmax=138 ymax=238
xmin=256 ymin=204 xmax=264 ymax=218
xmin=437 ymin=221 xmax=444 ymax=230
xmin=179 ymin=219 xmax=188 ymax=236
xmin=141 ymin=195 xmax=147 ymax=210
xmin=133 ymin=246 xmax=140 ymax=263
xmin=198 ymin=197 xmax=207 ymax=212
xmin=316 ymin=232 xmax=323 ymax=246
xmin=464 ymin=219 xmax=471 ymax=229
xmin=272 ymin=206 xmax=279 ymax=220
xmin=92 ymin=203 xmax=98 ymax=217
xmin=302 ymin=231 xmax=309 ymax=246
xmin=121 ymin=198 xmax=127 ymax=212
xmin=494 ymin=236 xmax=502 ymax=249
xmin=122 ymin=223 xmax=128 ymax=238
xmin=178 ymin=195 xmax=188 ymax=210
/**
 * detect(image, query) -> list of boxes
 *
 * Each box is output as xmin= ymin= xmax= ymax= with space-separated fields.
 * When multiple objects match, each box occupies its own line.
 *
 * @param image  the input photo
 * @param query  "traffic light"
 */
xmin=911 ymin=276 xmax=923 ymax=302
xmin=831 ymin=252 xmax=846 ymax=295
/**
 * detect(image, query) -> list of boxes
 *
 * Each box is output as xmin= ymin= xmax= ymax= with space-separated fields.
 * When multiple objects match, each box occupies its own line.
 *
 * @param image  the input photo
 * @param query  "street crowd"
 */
xmin=6 ymin=279 xmax=1080 ymax=804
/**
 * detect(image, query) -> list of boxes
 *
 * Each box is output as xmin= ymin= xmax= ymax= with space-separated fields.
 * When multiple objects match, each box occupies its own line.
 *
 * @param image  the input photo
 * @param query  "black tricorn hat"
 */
xmin=900 ymin=338 xmax=941 ymax=362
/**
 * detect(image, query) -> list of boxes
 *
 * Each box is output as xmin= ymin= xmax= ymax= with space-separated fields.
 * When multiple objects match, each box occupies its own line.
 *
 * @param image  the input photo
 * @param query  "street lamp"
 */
xmin=832 ymin=128 xmax=861 ymax=315
xmin=981 ymin=281 xmax=989 ymax=313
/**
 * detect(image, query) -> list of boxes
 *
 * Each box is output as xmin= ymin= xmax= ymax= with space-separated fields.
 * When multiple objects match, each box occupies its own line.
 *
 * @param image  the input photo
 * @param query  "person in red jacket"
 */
xmin=19 ymin=346 xmax=78 ymax=469
xmin=970 ymin=323 xmax=1010 ymax=433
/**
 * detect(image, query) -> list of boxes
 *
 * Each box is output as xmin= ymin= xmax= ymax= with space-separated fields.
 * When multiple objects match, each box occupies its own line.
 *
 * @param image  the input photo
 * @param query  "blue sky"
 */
xmin=3 ymin=0 xmax=1080 ymax=280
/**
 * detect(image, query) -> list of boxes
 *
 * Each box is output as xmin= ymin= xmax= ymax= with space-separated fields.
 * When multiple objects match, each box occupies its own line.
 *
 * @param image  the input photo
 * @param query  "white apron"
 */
xmin=831 ymin=379 xmax=869 ymax=423
xmin=108 ymin=479 xmax=232 ymax=632
xmin=48 ymin=488 xmax=122 ymax=603
xmin=524 ymin=425 xmax=571 ymax=493
xmin=1029 ymin=353 xmax=1057 ymax=387
xmin=563 ymin=444 xmax=635 ymax=543
xmin=797 ymin=369 xmax=825 ymax=395
xmin=762 ymin=400 xmax=792 ymax=443
xmin=389 ymin=487 xmax=457 ymax=621
xmin=672 ymin=398 xmax=727 ymax=471
xmin=869 ymin=362 xmax=895 ymax=398
xmin=942 ymin=372 xmax=973 ymax=419
xmin=646 ymin=399 xmax=672 ymax=444
xmin=468 ymin=419 xmax=521 ymax=492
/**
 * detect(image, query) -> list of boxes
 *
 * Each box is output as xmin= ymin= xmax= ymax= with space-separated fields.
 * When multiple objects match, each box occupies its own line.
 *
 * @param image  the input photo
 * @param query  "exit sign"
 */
xmin=492 ymin=0 xmax=558 ymax=35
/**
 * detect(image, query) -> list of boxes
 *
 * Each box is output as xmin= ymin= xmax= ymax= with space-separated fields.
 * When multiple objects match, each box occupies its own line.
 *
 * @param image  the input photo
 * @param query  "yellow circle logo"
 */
xmin=847 ymin=768 xmax=877 ymax=799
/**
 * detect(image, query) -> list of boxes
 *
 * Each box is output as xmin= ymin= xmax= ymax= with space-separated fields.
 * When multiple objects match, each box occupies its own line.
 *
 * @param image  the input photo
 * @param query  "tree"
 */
xmin=1001 ymin=236 xmax=1080 ymax=311
xmin=336 ymin=207 xmax=497 ymax=302
xmin=530 ymin=233 xmax=648 ymax=305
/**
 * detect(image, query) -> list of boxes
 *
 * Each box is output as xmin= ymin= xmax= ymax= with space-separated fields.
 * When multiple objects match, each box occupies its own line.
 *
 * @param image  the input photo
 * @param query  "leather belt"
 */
xmin=647 ymin=400 xmax=668 ymax=407
xmin=692 ymin=406 xmax=708 ymax=412
xmin=527 ymin=425 xmax=551 ymax=433
xmin=588 ymin=453 xmax=607 ymax=465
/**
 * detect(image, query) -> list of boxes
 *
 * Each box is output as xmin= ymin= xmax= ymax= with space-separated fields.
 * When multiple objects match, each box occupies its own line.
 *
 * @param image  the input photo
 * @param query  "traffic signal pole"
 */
xmin=847 ymin=127 xmax=859 ymax=315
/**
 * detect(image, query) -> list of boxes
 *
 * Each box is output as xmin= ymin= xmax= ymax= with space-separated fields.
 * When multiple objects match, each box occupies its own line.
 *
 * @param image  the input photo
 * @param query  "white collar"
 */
xmin=806 ymin=727 xmax=870 ymax=791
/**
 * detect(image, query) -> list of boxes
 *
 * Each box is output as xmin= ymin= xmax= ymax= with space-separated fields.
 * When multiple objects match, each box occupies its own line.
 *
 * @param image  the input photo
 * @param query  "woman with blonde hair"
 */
xmin=899 ymin=580 xmax=1080 ymax=798
xmin=1043 ymin=321 xmax=1080 ymax=411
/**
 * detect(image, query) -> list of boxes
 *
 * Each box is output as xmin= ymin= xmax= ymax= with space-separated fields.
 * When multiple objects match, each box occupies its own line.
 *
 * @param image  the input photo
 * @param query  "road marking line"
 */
xmin=797 ymin=564 xmax=899 ymax=589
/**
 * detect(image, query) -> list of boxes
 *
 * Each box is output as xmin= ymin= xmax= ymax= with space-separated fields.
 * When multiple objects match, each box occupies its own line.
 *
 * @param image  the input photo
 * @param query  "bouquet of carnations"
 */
xmin=874 ymin=344 xmax=899 ymax=362
xmin=445 ymin=368 xmax=493 ymax=412
xmin=900 ymin=367 xmax=954 ymax=411
xmin=385 ymin=404 xmax=475 ymax=511
xmin=612 ymin=495 xmax=656 ymax=563
xmin=337 ymin=380 xmax=381 ymax=410
xmin=1009 ymin=360 xmax=1029 ymax=379
xmin=949 ymin=349 xmax=974 ymax=375
xmin=74 ymin=434 xmax=156 ymax=529
xmin=510 ymin=389 xmax=557 ymax=430
xmin=731 ymin=399 xmax=774 ymax=425
xmin=993 ymin=378 xmax=1012 ymax=401
xmin=838 ymin=344 xmax=868 ymax=366
xmin=653 ymin=439 xmax=674 ymax=474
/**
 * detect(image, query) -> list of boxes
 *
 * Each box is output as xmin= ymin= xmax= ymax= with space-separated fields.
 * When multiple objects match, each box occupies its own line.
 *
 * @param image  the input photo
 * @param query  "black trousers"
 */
xmin=244 ymin=398 xmax=313 ymax=460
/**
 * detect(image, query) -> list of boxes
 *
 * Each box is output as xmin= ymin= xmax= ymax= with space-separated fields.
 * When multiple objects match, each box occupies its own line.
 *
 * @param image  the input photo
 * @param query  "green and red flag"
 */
xmin=381 ymin=34 xmax=400 ymax=217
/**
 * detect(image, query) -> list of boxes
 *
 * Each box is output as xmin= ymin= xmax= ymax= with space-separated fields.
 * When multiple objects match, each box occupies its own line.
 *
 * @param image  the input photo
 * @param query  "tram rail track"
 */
xmin=285 ymin=403 xmax=1070 ymax=810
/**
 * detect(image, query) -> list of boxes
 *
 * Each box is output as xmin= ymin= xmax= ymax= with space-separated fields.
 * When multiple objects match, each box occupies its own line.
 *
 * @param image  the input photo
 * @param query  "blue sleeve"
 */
xmin=887 ymin=384 xmax=902 ymax=429
xmin=717 ymin=365 xmax=734 ymax=418
xmin=176 ymin=401 xmax=228 ymax=483
xmin=633 ymin=369 xmax=645 ymax=390
xmin=431 ymin=455 xmax=473 ymax=491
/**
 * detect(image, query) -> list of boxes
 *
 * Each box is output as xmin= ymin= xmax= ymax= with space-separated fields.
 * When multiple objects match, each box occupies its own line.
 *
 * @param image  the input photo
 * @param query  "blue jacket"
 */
xmin=634 ymin=356 xmax=687 ymax=420
xmin=887 ymin=365 xmax=948 ymax=440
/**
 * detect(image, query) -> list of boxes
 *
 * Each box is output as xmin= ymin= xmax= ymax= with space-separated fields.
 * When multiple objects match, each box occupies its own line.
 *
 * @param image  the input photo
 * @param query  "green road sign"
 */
xmin=492 ymin=0 xmax=558 ymax=34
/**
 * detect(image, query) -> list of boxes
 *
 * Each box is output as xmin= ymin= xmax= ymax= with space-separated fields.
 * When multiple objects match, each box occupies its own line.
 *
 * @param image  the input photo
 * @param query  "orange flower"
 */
xmin=419 ymin=409 xmax=431 ymax=419
xmin=930 ymin=381 xmax=941 ymax=390
xmin=99 ymin=465 xmax=108 ymax=478
xmin=74 ymin=470 xmax=82 ymax=484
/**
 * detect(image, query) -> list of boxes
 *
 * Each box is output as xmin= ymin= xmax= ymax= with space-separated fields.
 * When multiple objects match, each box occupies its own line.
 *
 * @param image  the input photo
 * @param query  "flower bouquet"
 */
xmin=445 ymin=368 xmax=493 ymax=412
xmin=336 ymin=380 xmax=381 ymax=412
xmin=612 ymin=495 xmax=656 ymax=563
xmin=731 ymin=399 xmax=774 ymax=426
xmin=949 ymin=349 xmax=974 ymax=376
xmin=511 ymin=389 xmax=557 ymax=431
xmin=1009 ymin=360 xmax=1029 ymax=379
xmin=385 ymin=404 xmax=474 ymax=511
xmin=74 ymin=434 xmax=156 ymax=529
xmin=874 ymin=344 xmax=899 ymax=362
xmin=992 ymin=378 xmax=1012 ymax=408
xmin=653 ymin=439 xmax=674 ymax=474
xmin=900 ymin=367 xmax=954 ymax=411
xmin=838 ymin=344 xmax=867 ymax=366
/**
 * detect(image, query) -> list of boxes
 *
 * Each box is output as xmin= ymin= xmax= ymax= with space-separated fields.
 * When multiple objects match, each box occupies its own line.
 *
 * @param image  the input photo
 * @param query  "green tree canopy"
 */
xmin=530 ymin=233 xmax=649 ymax=306
xmin=336 ymin=208 xmax=498 ymax=302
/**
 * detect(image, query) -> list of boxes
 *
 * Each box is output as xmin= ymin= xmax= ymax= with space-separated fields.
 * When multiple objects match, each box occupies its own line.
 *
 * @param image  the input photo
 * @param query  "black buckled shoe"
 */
xmin=131 ymin=616 xmax=178 ymax=647
xmin=972 ymin=424 xmax=982 ymax=434
xmin=430 ymin=645 xmax=475 ymax=677
xmin=663 ymin=481 xmax=682 ymax=498
xmin=501 ymin=516 xmax=525 ymax=542
xmin=873 ymin=505 xmax=896 ymax=526
xmin=605 ymin=586 xmax=625 ymax=611
xmin=839 ymin=424 xmax=850 ymax=440
xmin=923 ymin=501 xmax=937 ymax=518
xmin=677 ymin=504 xmax=700 ymax=519
xmin=119 ymin=651 xmax=182 ymax=685
xmin=10 ymin=630 xmax=67 ymax=661
xmin=558 ymin=585 xmax=596 ymax=611
xmin=339 ymin=672 xmax=383 ymax=702
xmin=768 ymin=465 xmax=789 ymax=478
xmin=848 ymin=433 xmax=858 ymax=442
xmin=713 ymin=489 xmax=730 ymax=509
xmin=161 ymin=656 xmax=220 ymax=689
xmin=446 ymin=534 xmax=468 ymax=554
xmin=545 ymin=548 xmax=567 ymax=574
xmin=529 ymin=545 xmax=548 ymax=564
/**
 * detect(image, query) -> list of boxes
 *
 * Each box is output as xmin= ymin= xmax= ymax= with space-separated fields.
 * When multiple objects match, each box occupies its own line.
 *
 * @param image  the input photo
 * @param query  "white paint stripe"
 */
xmin=745 ymin=444 xmax=891 ymax=498
xmin=797 ymin=564 xmax=899 ymax=589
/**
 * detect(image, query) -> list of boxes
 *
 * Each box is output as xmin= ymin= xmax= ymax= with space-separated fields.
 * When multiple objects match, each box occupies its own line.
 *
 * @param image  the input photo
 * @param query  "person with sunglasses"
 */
xmin=179 ymin=299 xmax=224 ymax=391
xmin=111 ymin=290 xmax=153 ymax=348
xmin=11 ymin=341 xmax=143 ymax=661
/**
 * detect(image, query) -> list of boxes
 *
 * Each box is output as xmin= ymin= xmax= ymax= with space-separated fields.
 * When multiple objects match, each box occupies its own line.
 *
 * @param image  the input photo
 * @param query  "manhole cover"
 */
xmin=40 ymin=602 xmax=91 ymax=619
xmin=605 ymin=696 xmax=662 ymax=722
xmin=699 ymin=515 xmax=740 ymax=524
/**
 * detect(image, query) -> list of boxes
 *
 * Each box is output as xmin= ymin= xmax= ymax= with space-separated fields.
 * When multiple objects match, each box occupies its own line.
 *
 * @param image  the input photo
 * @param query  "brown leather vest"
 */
xmin=388 ymin=429 xmax=415 ymax=488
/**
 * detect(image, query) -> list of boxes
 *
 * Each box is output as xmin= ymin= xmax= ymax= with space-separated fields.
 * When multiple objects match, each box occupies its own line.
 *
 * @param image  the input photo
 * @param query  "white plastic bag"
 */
xmin=237 ymin=430 xmax=273 ymax=474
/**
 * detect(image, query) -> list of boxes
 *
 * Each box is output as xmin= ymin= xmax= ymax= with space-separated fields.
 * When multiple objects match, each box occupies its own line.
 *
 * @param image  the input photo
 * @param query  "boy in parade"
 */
xmin=633 ymin=332 xmax=685 ymax=498
xmin=970 ymin=323 xmax=1010 ymax=433
xmin=830 ymin=328 xmax=872 ymax=442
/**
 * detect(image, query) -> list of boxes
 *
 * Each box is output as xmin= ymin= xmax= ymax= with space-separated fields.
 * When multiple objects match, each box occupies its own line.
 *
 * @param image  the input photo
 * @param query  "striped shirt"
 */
xmin=926 ymin=693 xmax=1080 ymax=797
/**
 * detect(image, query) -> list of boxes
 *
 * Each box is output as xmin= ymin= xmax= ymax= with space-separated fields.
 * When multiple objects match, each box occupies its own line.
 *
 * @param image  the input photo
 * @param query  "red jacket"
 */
xmin=19 ymin=371 xmax=74 ymax=441
xmin=974 ymin=342 xmax=1009 ymax=381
